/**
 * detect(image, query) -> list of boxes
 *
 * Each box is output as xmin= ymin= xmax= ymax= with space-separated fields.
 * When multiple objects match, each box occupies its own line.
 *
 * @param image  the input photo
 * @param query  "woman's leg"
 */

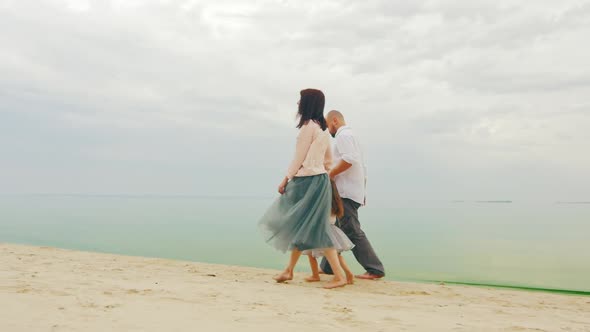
xmin=338 ymin=254 xmax=354 ymax=285
xmin=323 ymin=249 xmax=347 ymax=289
xmin=305 ymin=254 xmax=321 ymax=282
xmin=274 ymin=249 xmax=302 ymax=282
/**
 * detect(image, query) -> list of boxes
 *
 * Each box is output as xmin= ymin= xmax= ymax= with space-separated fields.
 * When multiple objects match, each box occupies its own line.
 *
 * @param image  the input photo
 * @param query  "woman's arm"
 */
xmin=286 ymin=122 xmax=314 ymax=180
xmin=323 ymin=142 xmax=333 ymax=172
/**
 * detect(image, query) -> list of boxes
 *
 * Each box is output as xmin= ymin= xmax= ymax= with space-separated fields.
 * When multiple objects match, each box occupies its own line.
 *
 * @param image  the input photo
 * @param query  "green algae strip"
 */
xmin=422 ymin=280 xmax=590 ymax=296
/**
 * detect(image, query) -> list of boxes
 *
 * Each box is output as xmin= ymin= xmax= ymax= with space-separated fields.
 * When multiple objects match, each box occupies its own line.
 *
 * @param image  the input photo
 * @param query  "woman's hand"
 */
xmin=278 ymin=177 xmax=289 ymax=194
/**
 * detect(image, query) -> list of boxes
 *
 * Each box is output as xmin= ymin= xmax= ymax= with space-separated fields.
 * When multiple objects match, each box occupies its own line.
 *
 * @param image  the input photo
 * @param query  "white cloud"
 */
xmin=1 ymin=0 xmax=589 ymax=199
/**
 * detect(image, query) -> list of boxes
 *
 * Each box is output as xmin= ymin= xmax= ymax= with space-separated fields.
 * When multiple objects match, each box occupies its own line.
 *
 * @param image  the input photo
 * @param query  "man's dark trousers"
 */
xmin=320 ymin=198 xmax=385 ymax=276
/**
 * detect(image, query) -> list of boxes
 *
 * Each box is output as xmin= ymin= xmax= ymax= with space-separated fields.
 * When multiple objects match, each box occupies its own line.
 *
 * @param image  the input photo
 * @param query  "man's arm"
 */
xmin=329 ymin=160 xmax=352 ymax=179
xmin=330 ymin=135 xmax=358 ymax=178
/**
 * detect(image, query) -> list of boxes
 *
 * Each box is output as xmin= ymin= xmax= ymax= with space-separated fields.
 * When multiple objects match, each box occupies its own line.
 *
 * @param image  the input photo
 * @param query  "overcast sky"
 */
xmin=1 ymin=0 xmax=589 ymax=201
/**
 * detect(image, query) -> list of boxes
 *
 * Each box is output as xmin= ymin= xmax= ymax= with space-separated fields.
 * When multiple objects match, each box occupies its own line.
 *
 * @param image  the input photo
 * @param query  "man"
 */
xmin=320 ymin=110 xmax=386 ymax=279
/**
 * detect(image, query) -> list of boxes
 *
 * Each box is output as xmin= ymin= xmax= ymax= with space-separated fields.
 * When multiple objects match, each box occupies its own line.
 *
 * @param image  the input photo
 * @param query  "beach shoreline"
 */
xmin=2 ymin=243 xmax=589 ymax=331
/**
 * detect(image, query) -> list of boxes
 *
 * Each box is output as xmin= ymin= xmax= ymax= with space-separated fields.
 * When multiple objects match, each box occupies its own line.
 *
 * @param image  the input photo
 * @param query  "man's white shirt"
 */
xmin=332 ymin=126 xmax=367 ymax=205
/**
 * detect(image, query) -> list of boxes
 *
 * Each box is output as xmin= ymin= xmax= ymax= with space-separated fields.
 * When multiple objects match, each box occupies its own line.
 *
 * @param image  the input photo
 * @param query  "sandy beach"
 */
xmin=1 ymin=243 xmax=589 ymax=332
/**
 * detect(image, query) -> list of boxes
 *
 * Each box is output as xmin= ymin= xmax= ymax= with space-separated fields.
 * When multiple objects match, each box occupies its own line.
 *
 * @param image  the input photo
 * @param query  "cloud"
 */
xmin=1 ymin=0 xmax=589 ymax=199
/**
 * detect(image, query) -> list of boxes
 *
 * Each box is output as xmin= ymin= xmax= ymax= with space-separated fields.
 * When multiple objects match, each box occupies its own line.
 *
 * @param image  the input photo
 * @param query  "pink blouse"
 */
xmin=286 ymin=121 xmax=332 ymax=179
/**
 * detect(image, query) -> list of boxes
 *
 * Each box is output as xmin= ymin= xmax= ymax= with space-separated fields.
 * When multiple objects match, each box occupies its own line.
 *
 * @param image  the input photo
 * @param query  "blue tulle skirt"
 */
xmin=259 ymin=174 xmax=334 ymax=253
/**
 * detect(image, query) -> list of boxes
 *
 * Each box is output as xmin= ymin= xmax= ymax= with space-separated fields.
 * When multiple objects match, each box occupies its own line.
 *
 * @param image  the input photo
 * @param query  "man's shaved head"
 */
xmin=325 ymin=110 xmax=346 ymax=136
xmin=327 ymin=110 xmax=345 ymax=122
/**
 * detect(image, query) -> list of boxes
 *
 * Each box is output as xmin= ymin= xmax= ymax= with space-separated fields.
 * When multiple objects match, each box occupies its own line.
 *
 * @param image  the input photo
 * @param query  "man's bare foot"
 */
xmin=323 ymin=278 xmax=347 ymax=289
xmin=345 ymin=271 xmax=354 ymax=285
xmin=304 ymin=275 xmax=321 ymax=282
xmin=355 ymin=272 xmax=384 ymax=280
xmin=273 ymin=272 xmax=293 ymax=283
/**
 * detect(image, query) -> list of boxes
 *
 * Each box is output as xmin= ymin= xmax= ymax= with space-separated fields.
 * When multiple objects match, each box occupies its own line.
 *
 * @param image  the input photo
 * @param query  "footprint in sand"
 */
xmin=249 ymin=302 xmax=268 ymax=309
xmin=187 ymin=268 xmax=200 ymax=273
xmin=399 ymin=290 xmax=430 ymax=296
xmin=382 ymin=316 xmax=401 ymax=323
xmin=509 ymin=327 xmax=546 ymax=332
xmin=50 ymin=290 xmax=71 ymax=296
xmin=80 ymin=302 xmax=99 ymax=309
xmin=126 ymin=289 xmax=153 ymax=295
xmin=207 ymin=292 xmax=220 ymax=298
xmin=323 ymin=305 xmax=353 ymax=314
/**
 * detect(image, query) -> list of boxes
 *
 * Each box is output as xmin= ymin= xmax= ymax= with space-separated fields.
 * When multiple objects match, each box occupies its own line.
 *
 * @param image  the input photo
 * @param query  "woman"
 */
xmin=259 ymin=88 xmax=348 ymax=289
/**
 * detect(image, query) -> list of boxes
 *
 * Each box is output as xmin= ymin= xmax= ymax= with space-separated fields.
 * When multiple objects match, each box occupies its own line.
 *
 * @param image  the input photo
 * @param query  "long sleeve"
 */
xmin=286 ymin=123 xmax=314 ymax=179
xmin=323 ymin=143 xmax=333 ymax=172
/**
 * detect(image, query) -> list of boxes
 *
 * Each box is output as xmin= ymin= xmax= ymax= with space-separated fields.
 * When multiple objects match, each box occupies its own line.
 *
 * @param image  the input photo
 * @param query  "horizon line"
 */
xmin=1 ymin=193 xmax=589 ymax=204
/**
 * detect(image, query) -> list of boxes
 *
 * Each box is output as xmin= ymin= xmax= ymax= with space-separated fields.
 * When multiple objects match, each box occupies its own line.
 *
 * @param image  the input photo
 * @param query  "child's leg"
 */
xmin=339 ymin=254 xmax=354 ymax=285
xmin=323 ymin=249 xmax=347 ymax=289
xmin=305 ymin=254 xmax=321 ymax=282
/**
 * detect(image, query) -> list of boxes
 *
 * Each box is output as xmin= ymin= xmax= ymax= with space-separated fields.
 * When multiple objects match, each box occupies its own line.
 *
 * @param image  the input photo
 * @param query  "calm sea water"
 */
xmin=1 ymin=195 xmax=589 ymax=292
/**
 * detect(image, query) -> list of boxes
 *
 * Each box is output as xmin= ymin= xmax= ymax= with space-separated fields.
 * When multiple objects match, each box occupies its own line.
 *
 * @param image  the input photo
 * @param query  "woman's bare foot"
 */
xmin=323 ymin=278 xmax=347 ymax=289
xmin=304 ymin=275 xmax=321 ymax=282
xmin=273 ymin=272 xmax=293 ymax=283
xmin=345 ymin=271 xmax=354 ymax=285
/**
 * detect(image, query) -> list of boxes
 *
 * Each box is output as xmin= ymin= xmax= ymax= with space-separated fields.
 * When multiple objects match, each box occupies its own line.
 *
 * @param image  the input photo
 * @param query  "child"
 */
xmin=304 ymin=180 xmax=355 ymax=284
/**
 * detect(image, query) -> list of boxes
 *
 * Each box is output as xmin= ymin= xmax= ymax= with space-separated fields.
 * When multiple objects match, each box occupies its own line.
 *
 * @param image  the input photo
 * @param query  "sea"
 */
xmin=1 ymin=195 xmax=589 ymax=294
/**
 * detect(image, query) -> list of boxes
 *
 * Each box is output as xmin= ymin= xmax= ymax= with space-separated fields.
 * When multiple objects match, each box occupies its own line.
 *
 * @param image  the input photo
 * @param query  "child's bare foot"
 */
xmin=323 ymin=278 xmax=347 ymax=289
xmin=273 ymin=272 xmax=293 ymax=283
xmin=345 ymin=271 xmax=354 ymax=285
xmin=304 ymin=275 xmax=321 ymax=282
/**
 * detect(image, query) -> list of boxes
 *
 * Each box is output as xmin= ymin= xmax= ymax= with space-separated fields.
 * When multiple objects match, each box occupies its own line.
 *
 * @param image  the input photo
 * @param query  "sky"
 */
xmin=1 ymin=0 xmax=589 ymax=201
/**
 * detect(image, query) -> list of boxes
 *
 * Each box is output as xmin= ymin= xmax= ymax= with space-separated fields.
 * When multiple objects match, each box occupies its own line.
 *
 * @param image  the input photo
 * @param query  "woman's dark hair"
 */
xmin=297 ymin=89 xmax=327 ymax=130
xmin=330 ymin=180 xmax=345 ymax=218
